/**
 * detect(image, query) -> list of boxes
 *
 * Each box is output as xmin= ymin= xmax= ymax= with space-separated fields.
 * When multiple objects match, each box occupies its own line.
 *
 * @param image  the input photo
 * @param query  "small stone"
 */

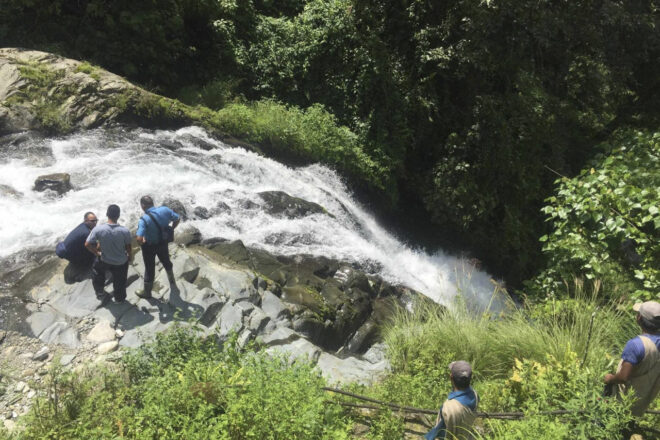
xmin=115 ymin=329 xmax=125 ymax=338
xmin=32 ymin=346 xmax=49 ymax=361
xmin=27 ymin=390 xmax=36 ymax=399
xmin=22 ymin=385 xmax=30 ymax=394
xmin=11 ymin=411 xmax=18 ymax=419
xmin=86 ymin=320 xmax=115 ymax=343
xmin=59 ymin=354 xmax=76 ymax=366
xmin=18 ymin=352 xmax=33 ymax=360
xmin=21 ymin=369 xmax=36 ymax=378
xmin=15 ymin=382 xmax=26 ymax=393
xmin=97 ymin=341 xmax=119 ymax=354
xmin=4 ymin=412 xmax=11 ymax=420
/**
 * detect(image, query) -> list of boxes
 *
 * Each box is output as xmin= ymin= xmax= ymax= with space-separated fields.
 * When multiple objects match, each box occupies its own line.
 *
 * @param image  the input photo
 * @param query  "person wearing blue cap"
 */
xmin=604 ymin=301 xmax=660 ymax=424
xmin=425 ymin=360 xmax=479 ymax=440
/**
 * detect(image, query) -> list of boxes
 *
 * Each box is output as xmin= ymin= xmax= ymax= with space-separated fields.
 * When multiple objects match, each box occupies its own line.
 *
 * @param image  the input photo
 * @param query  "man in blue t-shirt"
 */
xmin=56 ymin=211 xmax=98 ymax=283
xmin=135 ymin=195 xmax=180 ymax=299
xmin=604 ymin=301 xmax=660 ymax=436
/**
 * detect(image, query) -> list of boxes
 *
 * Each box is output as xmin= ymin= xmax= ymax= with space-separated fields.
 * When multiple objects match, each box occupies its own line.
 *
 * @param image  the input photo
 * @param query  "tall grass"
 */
xmin=384 ymin=282 xmax=636 ymax=380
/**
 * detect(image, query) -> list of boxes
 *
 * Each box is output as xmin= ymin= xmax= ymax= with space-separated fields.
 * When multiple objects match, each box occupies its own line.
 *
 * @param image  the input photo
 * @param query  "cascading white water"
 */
xmin=0 ymin=126 xmax=505 ymax=310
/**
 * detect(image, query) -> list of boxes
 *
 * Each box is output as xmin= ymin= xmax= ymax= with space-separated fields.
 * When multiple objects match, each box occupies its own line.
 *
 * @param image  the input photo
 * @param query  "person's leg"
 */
xmin=91 ymin=258 xmax=106 ymax=298
xmin=110 ymin=262 xmax=128 ymax=302
xmin=155 ymin=242 xmax=175 ymax=285
xmin=138 ymin=244 xmax=157 ymax=298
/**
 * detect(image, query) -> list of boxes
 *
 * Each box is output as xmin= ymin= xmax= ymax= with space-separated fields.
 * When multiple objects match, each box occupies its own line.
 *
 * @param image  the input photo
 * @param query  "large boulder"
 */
xmin=33 ymin=173 xmax=72 ymax=195
xmin=258 ymin=191 xmax=328 ymax=219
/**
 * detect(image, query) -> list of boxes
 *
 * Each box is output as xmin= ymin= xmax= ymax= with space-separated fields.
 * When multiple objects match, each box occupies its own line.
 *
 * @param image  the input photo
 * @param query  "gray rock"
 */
xmin=172 ymin=254 xmax=200 ymax=283
xmin=193 ymin=206 xmax=211 ymax=220
xmin=162 ymin=198 xmax=187 ymax=221
xmin=39 ymin=322 xmax=80 ymax=348
xmin=237 ymin=329 xmax=253 ymax=348
xmin=247 ymin=308 xmax=270 ymax=334
xmin=265 ymin=338 xmax=321 ymax=364
xmin=26 ymin=308 xmax=59 ymax=337
xmin=174 ymin=224 xmax=201 ymax=246
xmin=97 ymin=341 xmax=119 ymax=354
xmin=198 ymin=301 xmax=224 ymax=327
xmin=59 ymin=354 xmax=76 ymax=366
xmin=316 ymin=352 xmax=389 ymax=385
xmin=218 ymin=302 xmax=244 ymax=337
xmin=257 ymin=327 xmax=299 ymax=346
xmin=0 ymin=184 xmax=22 ymax=198
xmin=86 ymin=320 xmax=115 ymax=343
xmin=33 ymin=173 xmax=72 ymax=195
xmin=32 ymin=347 xmax=49 ymax=361
xmin=258 ymin=191 xmax=328 ymax=219
xmin=50 ymin=279 xmax=101 ymax=318
xmin=261 ymin=291 xmax=291 ymax=322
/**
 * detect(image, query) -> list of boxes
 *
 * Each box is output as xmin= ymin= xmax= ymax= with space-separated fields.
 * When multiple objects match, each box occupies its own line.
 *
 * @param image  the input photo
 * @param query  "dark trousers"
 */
xmin=141 ymin=242 xmax=172 ymax=284
xmin=92 ymin=258 xmax=128 ymax=301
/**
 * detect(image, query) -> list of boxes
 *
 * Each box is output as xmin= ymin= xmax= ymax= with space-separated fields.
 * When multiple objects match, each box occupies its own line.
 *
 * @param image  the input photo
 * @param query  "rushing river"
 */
xmin=0 ymin=126 xmax=505 ymax=312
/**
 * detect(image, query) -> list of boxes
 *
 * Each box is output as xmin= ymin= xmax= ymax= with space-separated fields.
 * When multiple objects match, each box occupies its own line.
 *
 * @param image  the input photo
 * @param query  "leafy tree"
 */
xmin=534 ymin=130 xmax=660 ymax=300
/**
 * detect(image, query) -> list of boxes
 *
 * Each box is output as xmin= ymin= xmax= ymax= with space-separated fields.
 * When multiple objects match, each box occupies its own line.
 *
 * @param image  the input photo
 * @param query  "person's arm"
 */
xmin=125 ymin=243 xmax=132 ymax=262
xmin=136 ymin=217 xmax=146 ymax=244
xmin=172 ymin=218 xmax=180 ymax=229
xmin=604 ymin=362 xmax=634 ymax=384
xmin=85 ymin=241 xmax=101 ymax=257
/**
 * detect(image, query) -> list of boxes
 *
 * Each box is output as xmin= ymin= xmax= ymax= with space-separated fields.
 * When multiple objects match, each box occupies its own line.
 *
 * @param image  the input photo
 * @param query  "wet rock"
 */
xmin=258 ymin=191 xmax=328 ymax=219
xmin=0 ymin=184 xmax=22 ymax=198
xmin=174 ymin=224 xmax=201 ymax=246
xmin=206 ymin=239 xmax=251 ymax=266
xmin=261 ymin=291 xmax=291 ymax=322
xmin=193 ymin=206 xmax=211 ymax=220
xmin=162 ymin=198 xmax=187 ymax=220
xmin=214 ymin=201 xmax=231 ymax=214
xmin=33 ymin=173 xmax=72 ymax=195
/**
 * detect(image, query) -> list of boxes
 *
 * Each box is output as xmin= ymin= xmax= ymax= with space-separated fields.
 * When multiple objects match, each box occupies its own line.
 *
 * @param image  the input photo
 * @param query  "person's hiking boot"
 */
xmin=135 ymin=282 xmax=153 ymax=299
xmin=166 ymin=269 xmax=176 ymax=286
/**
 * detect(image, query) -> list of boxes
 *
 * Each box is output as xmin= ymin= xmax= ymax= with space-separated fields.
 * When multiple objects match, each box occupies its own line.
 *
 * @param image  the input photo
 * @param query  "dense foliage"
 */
xmin=0 ymin=329 xmax=350 ymax=440
xmin=534 ymin=130 xmax=660 ymax=301
xmin=3 ymin=0 xmax=659 ymax=286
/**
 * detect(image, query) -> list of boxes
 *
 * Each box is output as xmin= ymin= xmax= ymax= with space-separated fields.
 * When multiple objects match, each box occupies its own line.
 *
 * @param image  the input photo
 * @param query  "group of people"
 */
xmin=56 ymin=196 xmax=180 ymax=303
xmin=425 ymin=301 xmax=660 ymax=440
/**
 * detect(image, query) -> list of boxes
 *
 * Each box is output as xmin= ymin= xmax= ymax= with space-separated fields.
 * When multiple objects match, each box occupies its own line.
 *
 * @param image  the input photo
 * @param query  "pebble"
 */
xmin=15 ymin=382 xmax=26 ymax=393
xmin=97 ymin=341 xmax=119 ymax=355
xmin=115 ymin=329 xmax=125 ymax=338
xmin=60 ymin=354 xmax=76 ymax=366
xmin=11 ymin=411 xmax=17 ymax=419
xmin=27 ymin=390 xmax=36 ymax=399
xmin=32 ymin=346 xmax=49 ymax=361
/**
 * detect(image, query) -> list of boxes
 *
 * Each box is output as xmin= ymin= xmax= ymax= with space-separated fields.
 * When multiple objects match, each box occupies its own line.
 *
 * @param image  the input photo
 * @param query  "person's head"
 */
xmin=83 ymin=212 xmax=98 ymax=229
xmin=106 ymin=204 xmax=120 ymax=222
xmin=449 ymin=360 xmax=472 ymax=390
xmin=634 ymin=301 xmax=660 ymax=333
xmin=140 ymin=195 xmax=154 ymax=212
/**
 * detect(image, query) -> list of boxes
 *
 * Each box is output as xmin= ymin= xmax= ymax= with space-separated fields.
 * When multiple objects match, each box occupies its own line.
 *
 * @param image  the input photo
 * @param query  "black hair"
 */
xmin=640 ymin=316 xmax=660 ymax=333
xmin=140 ymin=195 xmax=154 ymax=208
xmin=453 ymin=375 xmax=471 ymax=389
xmin=106 ymin=204 xmax=120 ymax=221
xmin=84 ymin=211 xmax=95 ymax=220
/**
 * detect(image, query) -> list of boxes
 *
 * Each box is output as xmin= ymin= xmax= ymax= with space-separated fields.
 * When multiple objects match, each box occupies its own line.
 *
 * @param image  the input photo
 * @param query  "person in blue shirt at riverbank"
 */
xmin=56 ymin=211 xmax=98 ymax=283
xmin=135 ymin=195 xmax=180 ymax=299
xmin=426 ymin=361 xmax=479 ymax=440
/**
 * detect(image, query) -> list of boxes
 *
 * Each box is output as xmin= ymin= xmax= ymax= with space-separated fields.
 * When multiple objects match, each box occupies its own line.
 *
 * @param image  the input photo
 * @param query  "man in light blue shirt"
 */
xmin=85 ymin=204 xmax=132 ymax=303
xmin=135 ymin=195 xmax=180 ymax=298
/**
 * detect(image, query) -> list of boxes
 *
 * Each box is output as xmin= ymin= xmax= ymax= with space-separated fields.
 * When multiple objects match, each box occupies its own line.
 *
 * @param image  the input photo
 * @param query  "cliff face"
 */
xmin=0 ymin=48 xmax=199 ymax=135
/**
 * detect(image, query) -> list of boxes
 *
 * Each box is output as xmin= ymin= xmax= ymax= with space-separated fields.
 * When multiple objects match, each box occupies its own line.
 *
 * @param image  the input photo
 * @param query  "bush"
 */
xmin=15 ymin=327 xmax=350 ymax=439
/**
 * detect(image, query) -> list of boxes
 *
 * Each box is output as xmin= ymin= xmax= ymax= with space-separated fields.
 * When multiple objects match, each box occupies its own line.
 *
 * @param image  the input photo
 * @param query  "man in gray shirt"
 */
xmin=85 ymin=204 xmax=132 ymax=303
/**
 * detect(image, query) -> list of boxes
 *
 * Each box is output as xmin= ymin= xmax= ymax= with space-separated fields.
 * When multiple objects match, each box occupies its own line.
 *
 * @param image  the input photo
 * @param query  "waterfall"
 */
xmin=0 ymin=126 xmax=505 ymax=310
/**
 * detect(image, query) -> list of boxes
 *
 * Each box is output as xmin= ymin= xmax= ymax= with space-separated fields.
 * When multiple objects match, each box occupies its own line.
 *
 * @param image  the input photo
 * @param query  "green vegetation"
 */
xmin=0 ymin=328 xmax=351 ymax=440
xmin=534 ymin=130 xmax=660 ymax=301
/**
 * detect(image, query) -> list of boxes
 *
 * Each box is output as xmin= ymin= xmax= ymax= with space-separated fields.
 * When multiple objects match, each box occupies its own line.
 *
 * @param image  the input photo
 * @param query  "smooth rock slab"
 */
xmin=26 ymin=307 xmax=59 ymax=337
xmin=316 ymin=352 xmax=389 ymax=385
xmin=50 ymin=279 xmax=101 ymax=318
xmin=39 ymin=322 xmax=80 ymax=348
xmin=257 ymin=327 xmax=299 ymax=346
xmin=265 ymin=338 xmax=321 ymax=364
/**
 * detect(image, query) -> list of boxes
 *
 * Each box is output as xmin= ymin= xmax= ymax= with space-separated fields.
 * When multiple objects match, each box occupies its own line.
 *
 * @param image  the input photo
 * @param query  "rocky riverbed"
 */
xmin=0 ymin=226 xmax=422 ymax=431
